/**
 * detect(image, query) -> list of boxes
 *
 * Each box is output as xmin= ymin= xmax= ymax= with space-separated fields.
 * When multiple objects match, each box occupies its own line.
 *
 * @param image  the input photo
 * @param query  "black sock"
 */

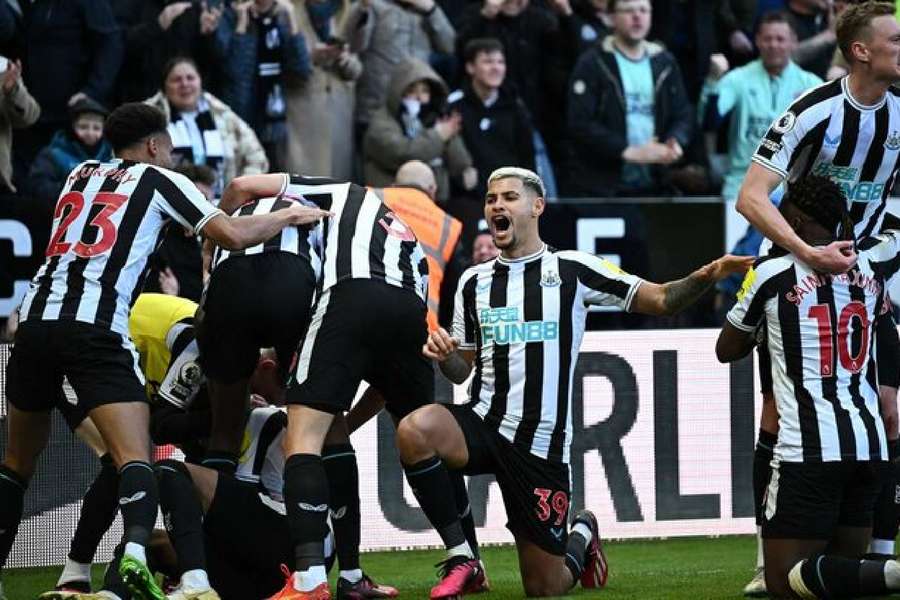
xmin=564 ymin=529 xmax=589 ymax=583
xmin=322 ymin=444 xmax=360 ymax=571
xmin=156 ymin=459 xmax=206 ymax=573
xmin=873 ymin=439 xmax=900 ymax=546
xmin=283 ymin=454 xmax=330 ymax=571
xmin=118 ymin=461 xmax=158 ymax=548
xmin=403 ymin=456 xmax=466 ymax=550
xmin=449 ymin=470 xmax=479 ymax=559
xmin=69 ymin=454 xmax=119 ymax=564
xmin=0 ymin=465 xmax=26 ymax=569
xmin=799 ymin=555 xmax=888 ymax=598
xmin=201 ymin=451 xmax=237 ymax=475
xmin=753 ymin=430 xmax=776 ymax=525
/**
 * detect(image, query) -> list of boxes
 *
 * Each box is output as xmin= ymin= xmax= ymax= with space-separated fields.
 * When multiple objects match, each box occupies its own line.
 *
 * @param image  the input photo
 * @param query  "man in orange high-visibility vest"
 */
xmin=371 ymin=160 xmax=463 ymax=332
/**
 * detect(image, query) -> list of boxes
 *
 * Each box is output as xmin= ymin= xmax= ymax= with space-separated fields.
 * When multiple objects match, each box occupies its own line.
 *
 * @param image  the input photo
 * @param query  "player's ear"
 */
xmin=532 ymin=194 xmax=545 ymax=218
xmin=146 ymin=135 xmax=158 ymax=158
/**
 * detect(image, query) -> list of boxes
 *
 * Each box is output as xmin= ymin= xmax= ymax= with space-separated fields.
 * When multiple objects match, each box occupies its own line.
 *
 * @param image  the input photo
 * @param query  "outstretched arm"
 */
xmin=631 ymin=254 xmax=755 ymax=316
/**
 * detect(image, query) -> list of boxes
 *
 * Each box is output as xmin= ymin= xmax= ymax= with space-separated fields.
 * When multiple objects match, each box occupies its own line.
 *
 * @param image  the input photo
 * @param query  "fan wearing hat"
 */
xmin=26 ymin=97 xmax=113 ymax=208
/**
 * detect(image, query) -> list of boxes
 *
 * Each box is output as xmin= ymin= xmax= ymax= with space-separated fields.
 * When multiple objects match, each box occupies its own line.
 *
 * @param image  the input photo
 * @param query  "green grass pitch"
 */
xmin=4 ymin=535 xmax=761 ymax=599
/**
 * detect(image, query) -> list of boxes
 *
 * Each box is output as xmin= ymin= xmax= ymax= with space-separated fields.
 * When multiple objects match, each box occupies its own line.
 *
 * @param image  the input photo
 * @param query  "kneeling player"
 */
xmin=397 ymin=167 xmax=753 ymax=598
xmin=718 ymin=175 xmax=900 ymax=599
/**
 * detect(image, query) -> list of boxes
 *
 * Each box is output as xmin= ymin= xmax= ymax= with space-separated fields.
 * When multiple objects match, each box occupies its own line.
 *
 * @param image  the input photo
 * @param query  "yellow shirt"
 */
xmin=128 ymin=293 xmax=198 ymax=398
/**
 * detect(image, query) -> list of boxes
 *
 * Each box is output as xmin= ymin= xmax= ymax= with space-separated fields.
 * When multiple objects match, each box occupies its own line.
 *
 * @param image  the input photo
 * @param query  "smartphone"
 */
xmin=0 ymin=57 xmax=10 ymax=73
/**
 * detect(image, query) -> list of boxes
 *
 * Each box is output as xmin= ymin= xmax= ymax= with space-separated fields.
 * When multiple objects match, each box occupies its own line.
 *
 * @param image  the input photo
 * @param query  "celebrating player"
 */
xmin=718 ymin=175 xmax=900 ymax=599
xmin=0 ymin=103 xmax=329 ymax=600
xmin=396 ymin=167 xmax=753 ymax=598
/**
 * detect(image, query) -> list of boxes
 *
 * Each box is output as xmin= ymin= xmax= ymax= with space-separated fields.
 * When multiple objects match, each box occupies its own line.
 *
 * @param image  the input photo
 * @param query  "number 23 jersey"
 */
xmin=19 ymin=159 xmax=222 ymax=335
xmin=727 ymin=232 xmax=900 ymax=463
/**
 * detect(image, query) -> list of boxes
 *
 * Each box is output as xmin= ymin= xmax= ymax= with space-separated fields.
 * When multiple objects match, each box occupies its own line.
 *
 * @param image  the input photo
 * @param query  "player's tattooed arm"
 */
xmin=633 ymin=255 xmax=754 ymax=316
xmin=423 ymin=328 xmax=474 ymax=384
xmin=439 ymin=351 xmax=474 ymax=385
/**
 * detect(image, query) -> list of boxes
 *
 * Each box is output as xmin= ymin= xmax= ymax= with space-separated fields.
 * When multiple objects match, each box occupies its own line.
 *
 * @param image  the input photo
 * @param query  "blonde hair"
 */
xmin=487 ymin=167 xmax=546 ymax=198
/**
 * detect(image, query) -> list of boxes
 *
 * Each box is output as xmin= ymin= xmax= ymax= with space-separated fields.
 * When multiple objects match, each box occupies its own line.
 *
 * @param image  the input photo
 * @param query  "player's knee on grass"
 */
xmin=520 ymin=563 xmax=571 ymax=597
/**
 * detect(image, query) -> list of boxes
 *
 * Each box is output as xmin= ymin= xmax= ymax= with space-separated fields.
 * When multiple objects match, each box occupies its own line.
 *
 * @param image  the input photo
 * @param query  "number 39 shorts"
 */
xmin=447 ymin=403 xmax=572 ymax=555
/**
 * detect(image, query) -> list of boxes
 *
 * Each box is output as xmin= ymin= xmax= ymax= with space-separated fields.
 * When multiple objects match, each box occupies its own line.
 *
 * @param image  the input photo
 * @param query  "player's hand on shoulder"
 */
xmin=700 ymin=254 xmax=755 ymax=281
xmin=285 ymin=203 xmax=332 ymax=225
xmin=802 ymin=240 xmax=857 ymax=274
xmin=423 ymin=327 xmax=459 ymax=361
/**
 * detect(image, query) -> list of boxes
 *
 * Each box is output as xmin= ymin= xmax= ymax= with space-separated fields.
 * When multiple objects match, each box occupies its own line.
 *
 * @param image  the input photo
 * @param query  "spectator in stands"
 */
xmin=456 ymin=0 xmax=560 ymax=131
xmin=448 ymin=38 xmax=534 ymax=200
xmin=699 ymin=11 xmax=821 ymax=204
xmin=345 ymin=0 xmax=456 ymax=138
xmin=565 ymin=0 xmax=693 ymax=196
xmin=564 ymin=0 xmax=612 ymax=57
xmin=27 ymin=98 xmax=113 ymax=209
xmin=363 ymin=57 xmax=475 ymax=202
xmin=144 ymin=164 xmax=217 ymax=303
xmin=15 ymin=0 xmax=123 ymax=177
xmin=0 ymin=59 xmax=38 ymax=195
xmin=214 ymin=0 xmax=312 ymax=171
xmin=145 ymin=57 xmax=269 ymax=195
xmin=650 ymin=0 xmax=719 ymax=101
xmin=471 ymin=228 xmax=499 ymax=264
xmin=113 ymin=0 xmax=224 ymax=104
xmin=788 ymin=0 xmax=837 ymax=79
xmin=717 ymin=0 xmax=756 ymax=66
xmin=286 ymin=0 xmax=362 ymax=180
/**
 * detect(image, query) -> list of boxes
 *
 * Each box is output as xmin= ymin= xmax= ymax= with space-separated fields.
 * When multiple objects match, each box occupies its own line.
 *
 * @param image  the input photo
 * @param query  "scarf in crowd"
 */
xmin=306 ymin=0 xmax=340 ymax=41
xmin=167 ymin=96 xmax=226 ymax=194
xmin=255 ymin=14 xmax=286 ymax=144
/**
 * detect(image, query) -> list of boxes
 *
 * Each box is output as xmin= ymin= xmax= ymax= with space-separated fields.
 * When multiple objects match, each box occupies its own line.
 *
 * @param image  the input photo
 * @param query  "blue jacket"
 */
xmin=214 ymin=7 xmax=311 ymax=131
xmin=27 ymin=130 xmax=113 ymax=204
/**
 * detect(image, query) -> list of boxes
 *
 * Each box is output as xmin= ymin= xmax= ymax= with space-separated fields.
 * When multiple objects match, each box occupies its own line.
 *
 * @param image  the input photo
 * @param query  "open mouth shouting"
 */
xmin=490 ymin=214 xmax=512 ymax=244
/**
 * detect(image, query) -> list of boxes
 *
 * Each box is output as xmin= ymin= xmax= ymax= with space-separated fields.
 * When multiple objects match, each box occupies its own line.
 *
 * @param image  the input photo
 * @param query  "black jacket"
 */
xmin=448 ymin=82 xmax=535 ymax=198
xmin=565 ymin=36 xmax=693 ymax=196
xmin=456 ymin=3 xmax=559 ymax=129
xmin=22 ymin=0 xmax=123 ymax=126
xmin=113 ymin=0 xmax=221 ymax=103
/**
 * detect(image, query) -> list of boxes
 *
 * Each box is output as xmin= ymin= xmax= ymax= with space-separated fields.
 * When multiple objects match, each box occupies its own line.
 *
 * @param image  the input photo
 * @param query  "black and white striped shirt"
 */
xmin=753 ymin=77 xmax=900 ymax=239
xmin=212 ymin=196 xmax=322 ymax=279
xmin=727 ymin=232 xmax=900 ymax=463
xmin=453 ymin=245 xmax=642 ymax=464
xmin=280 ymin=174 xmax=429 ymax=302
xmin=236 ymin=406 xmax=287 ymax=501
xmin=19 ymin=160 xmax=222 ymax=335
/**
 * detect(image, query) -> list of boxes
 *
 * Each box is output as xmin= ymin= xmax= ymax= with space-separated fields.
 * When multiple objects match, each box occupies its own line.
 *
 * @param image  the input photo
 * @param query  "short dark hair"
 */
xmin=463 ymin=38 xmax=504 ymax=64
xmin=784 ymin=175 xmax=853 ymax=240
xmin=176 ymin=163 xmax=216 ymax=187
xmin=756 ymin=10 xmax=796 ymax=35
xmin=161 ymin=56 xmax=200 ymax=90
xmin=104 ymin=103 xmax=169 ymax=153
xmin=836 ymin=1 xmax=896 ymax=62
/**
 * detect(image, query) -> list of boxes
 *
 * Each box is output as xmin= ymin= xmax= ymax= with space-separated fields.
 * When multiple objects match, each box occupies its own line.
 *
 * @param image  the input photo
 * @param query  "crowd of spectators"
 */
xmin=0 ymin=0 xmax=870 ymax=304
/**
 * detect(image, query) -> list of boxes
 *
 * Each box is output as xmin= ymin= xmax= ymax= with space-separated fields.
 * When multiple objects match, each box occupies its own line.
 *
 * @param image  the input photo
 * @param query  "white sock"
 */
xmin=58 ymin=557 xmax=92 ymax=585
xmin=756 ymin=526 xmax=765 ymax=569
xmin=447 ymin=541 xmax=474 ymax=560
xmin=572 ymin=522 xmax=593 ymax=545
xmin=870 ymin=538 xmax=895 ymax=556
xmin=340 ymin=569 xmax=363 ymax=583
xmin=293 ymin=566 xmax=327 ymax=592
xmin=181 ymin=569 xmax=210 ymax=591
xmin=123 ymin=542 xmax=146 ymax=565
xmin=884 ymin=560 xmax=900 ymax=590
